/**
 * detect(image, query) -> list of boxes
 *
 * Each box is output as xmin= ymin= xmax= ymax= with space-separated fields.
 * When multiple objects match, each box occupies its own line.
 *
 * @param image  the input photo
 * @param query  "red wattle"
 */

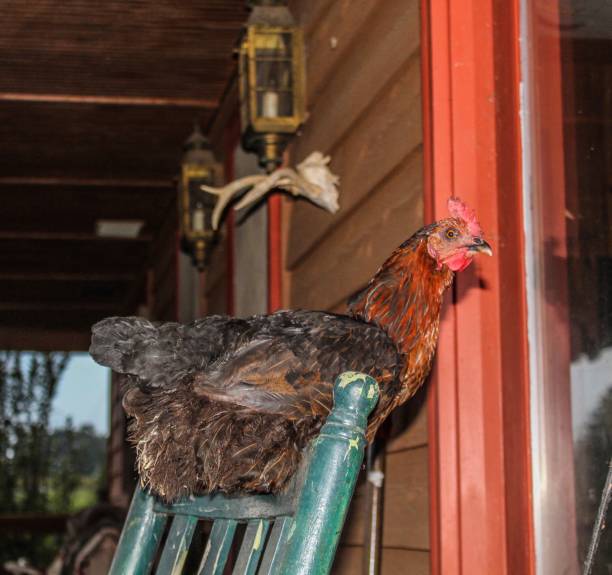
xmin=442 ymin=250 xmax=473 ymax=272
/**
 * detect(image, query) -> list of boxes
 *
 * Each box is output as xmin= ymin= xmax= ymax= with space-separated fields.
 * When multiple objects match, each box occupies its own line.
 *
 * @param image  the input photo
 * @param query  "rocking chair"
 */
xmin=109 ymin=371 xmax=379 ymax=575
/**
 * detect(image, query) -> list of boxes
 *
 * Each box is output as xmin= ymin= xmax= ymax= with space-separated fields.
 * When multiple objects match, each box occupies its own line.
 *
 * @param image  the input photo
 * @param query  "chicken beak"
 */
xmin=468 ymin=239 xmax=493 ymax=256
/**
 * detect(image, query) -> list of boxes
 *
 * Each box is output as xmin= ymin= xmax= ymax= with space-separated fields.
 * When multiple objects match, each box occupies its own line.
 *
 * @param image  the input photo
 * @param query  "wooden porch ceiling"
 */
xmin=0 ymin=1 xmax=247 ymax=350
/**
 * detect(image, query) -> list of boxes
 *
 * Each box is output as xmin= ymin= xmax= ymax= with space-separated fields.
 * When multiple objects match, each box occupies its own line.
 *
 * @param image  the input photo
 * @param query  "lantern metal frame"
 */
xmin=238 ymin=2 xmax=306 ymax=171
xmin=178 ymin=127 xmax=223 ymax=270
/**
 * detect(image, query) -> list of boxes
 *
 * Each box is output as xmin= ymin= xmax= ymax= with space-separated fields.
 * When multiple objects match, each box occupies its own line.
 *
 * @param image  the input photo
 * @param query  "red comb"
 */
xmin=447 ymin=197 xmax=482 ymax=236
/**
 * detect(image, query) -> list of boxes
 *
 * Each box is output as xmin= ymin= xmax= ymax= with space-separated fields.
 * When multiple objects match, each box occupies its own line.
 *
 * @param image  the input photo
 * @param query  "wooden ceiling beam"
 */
xmin=0 ymin=102 xmax=213 ymax=180
xmin=0 ymin=92 xmax=218 ymax=109
xmin=0 ymin=261 xmax=146 ymax=276
xmin=0 ymin=272 xmax=134 ymax=281
xmin=0 ymin=240 xmax=151 ymax=275
xmin=0 ymin=302 xmax=119 ymax=312
xmin=0 ymin=176 xmax=173 ymax=189
xmin=0 ymin=327 xmax=91 ymax=352
xmin=0 ymin=232 xmax=152 ymax=242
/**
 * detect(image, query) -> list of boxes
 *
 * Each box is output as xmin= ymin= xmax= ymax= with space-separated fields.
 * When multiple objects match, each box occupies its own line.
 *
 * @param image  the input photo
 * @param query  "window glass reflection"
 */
xmin=560 ymin=0 xmax=612 ymax=570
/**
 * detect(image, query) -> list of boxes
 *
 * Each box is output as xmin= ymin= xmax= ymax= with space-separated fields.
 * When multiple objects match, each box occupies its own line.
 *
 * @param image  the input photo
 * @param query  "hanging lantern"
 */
xmin=238 ymin=0 xmax=306 ymax=172
xmin=178 ymin=125 xmax=222 ymax=270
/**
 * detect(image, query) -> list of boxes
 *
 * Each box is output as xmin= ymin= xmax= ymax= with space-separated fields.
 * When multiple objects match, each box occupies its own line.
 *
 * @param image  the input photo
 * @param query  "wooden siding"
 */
xmin=233 ymin=146 xmax=268 ymax=317
xmin=286 ymin=0 xmax=428 ymax=573
xmin=204 ymin=221 xmax=230 ymax=315
xmin=108 ymin=198 xmax=178 ymax=506
xmin=151 ymin=197 xmax=178 ymax=322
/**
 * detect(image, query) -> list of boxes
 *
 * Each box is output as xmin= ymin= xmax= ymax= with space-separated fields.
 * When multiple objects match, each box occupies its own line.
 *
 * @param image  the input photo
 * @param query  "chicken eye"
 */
xmin=445 ymin=228 xmax=458 ymax=240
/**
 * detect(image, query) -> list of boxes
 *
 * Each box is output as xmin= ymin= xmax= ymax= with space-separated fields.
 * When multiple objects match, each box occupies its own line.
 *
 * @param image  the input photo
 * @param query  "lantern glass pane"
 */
xmin=254 ymin=31 xmax=294 ymax=118
xmin=253 ymin=31 xmax=292 ymax=59
xmin=187 ymin=173 xmax=216 ymax=234
xmin=256 ymin=82 xmax=293 ymax=118
xmin=255 ymin=59 xmax=292 ymax=92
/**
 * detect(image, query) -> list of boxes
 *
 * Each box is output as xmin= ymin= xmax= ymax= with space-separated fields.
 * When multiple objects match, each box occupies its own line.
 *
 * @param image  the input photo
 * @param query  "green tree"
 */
xmin=0 ymin=352 xmax=69 ymax=513
xmin=48 ymin=421 xmax=107 ymax=512
xmin=0 ymin=351 xmax=70 ymax=567
xmin=574 ymin=387 xmax=612 ymax=575
xmin=52 ymin=417 xmax=80 ymax=512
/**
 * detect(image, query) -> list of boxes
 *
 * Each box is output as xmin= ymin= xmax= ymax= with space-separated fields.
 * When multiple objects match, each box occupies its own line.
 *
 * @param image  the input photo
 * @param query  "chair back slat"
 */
xmin=197 ymin=519 xmax=238 ymax=575
xmin=155 ymin=492 xmax=293 ymax=521
xmin=109 ymin=487 xmax=168 ymax=575
xmin=110 ymin=372 xmax=380 ymax=575
xmin=232 ymin=519 xmax=270 ymax=575
xmin=257 ymin=516 xmax=293 ymax=575
xmin=156 ymin=514 xmax=199 ymax=574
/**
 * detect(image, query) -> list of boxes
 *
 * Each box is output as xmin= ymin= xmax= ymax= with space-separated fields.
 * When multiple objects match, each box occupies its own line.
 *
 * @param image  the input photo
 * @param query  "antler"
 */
xmin=202 ymin=150 xmax=340 ymax=230
xmin=201 ymin=175 xmax=267 ymax=231
xmin=234 ymin=168 xmax=299 ymax=209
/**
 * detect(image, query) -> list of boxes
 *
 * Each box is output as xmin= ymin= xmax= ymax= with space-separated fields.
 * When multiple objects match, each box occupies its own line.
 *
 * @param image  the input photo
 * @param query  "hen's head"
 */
xmin=425 ymin=197 xmax=492 ymax=272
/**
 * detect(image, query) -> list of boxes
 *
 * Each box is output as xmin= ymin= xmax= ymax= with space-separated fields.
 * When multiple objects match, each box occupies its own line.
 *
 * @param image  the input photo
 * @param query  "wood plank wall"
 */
xmin=108 ymin=200 xmax=179 ymax=507
xmin=285 ymin=0 xmax=429 ymax=572
xmin=150 ymin=197 xmax=179 ymax=322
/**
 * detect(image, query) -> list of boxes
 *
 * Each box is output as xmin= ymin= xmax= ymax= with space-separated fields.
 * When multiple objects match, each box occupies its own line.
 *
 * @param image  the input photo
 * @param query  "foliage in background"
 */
xmin=0 ymin=352 xmax=107 ymax=570
xmin=574 ymin=387 xmax=612 ymax=575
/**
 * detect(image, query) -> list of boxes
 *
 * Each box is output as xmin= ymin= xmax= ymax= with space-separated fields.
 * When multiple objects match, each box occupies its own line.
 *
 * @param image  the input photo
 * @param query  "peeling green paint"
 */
xmin=170 ymin=548 xmax=189 ymax=575
xmin=367 ymin=384 xmax=377 ymax=399
xmin=212 ymin=547 xmax=222 ymax=573
xmin=337 ymin=371 xmax=362 ymax=388
xmin=201 ymin=539 xmax=211 ymax=565
xmin=344 ymin=437 xmax=360 ymax=460
xmin=253 ymin=520 xmax=264 ymax=550
xmin=287 ymin=520 xmax=297 ymax=541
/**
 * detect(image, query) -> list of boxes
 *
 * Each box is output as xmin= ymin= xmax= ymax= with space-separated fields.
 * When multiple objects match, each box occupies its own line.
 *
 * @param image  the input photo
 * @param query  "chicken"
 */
xmin=90 ymin=197 xmax=492 ymax=500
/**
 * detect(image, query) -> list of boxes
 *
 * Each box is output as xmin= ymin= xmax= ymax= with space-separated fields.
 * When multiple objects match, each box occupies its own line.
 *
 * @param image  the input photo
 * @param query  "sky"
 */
xmin=50 ymin=352 xmax=110 ymax=437
xmin=571 ymin=346 xmax=612 ymax=439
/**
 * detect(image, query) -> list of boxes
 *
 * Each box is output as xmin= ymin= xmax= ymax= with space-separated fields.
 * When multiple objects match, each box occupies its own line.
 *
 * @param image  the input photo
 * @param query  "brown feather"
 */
xmin=91 ymin=213 xmax=489 ymax=500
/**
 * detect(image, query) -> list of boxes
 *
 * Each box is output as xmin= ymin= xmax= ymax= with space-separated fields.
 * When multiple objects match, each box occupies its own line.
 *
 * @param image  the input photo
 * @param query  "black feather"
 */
xmin=90 ymin=310 xmax=400 ymax=499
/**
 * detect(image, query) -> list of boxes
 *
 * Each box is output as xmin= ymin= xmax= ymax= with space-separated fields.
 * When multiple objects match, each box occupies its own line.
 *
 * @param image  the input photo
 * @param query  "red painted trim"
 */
xmin=424 ymin=0 xmax=463 ymax=571
xmin=422 ymin=0 xmax=534 ymax=573
xmin=420 ymin=0 xmax=434 ymax=220
xmin=267 ymin=193 xmax=283 ymax=313
xmin=494 ymin=2 xmax=536 ymax=573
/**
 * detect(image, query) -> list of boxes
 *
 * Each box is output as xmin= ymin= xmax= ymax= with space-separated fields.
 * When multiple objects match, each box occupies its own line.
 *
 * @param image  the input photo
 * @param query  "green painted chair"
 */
xmin=109 ymin=372 xmax=379 ymax=575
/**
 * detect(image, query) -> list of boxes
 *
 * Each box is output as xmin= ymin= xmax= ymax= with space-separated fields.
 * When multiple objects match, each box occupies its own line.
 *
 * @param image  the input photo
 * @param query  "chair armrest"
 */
xmin=278 ymin=371 xmax=380 ymax=575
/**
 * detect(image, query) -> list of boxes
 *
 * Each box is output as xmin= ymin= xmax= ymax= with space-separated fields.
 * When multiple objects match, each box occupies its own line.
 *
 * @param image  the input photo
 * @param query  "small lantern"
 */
xmin=178 ymin=125 xmax=221 ymax=270
xmin=238 ymin=0 xmax=305 ymax=172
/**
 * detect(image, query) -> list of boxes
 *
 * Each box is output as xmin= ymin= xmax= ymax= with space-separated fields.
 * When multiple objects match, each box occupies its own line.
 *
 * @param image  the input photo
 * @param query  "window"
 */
xmin=522 ymin=1 xmax=612 ymax=573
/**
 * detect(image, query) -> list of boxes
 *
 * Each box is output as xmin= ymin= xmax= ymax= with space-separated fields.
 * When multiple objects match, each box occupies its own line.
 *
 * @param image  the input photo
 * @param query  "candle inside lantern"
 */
xmin=262 ymin=90 xmax=279 ymax=118
xmin=192 ymin=203 xmax=205 ymax=232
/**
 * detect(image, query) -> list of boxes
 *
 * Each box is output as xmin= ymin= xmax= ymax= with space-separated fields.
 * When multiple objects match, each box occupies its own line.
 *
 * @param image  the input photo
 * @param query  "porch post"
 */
xmin=421 ymin=0 xmax=534 ymax=574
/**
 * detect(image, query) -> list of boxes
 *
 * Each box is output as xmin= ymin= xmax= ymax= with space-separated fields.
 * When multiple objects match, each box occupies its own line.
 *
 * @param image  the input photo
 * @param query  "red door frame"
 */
xmin=267 ymin=194 xmax=283 ymax=312
xmin=421 ymin=1 xmax=534 ymax=573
